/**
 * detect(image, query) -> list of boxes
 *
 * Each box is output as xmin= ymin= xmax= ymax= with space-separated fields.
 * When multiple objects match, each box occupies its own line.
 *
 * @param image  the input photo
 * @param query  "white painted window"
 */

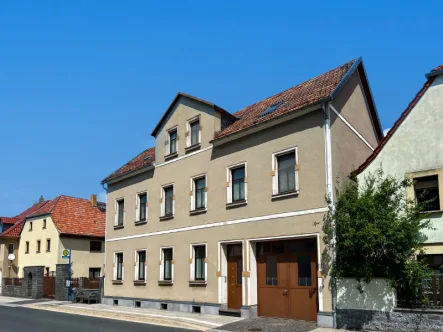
xmin=136 ymin=192 xmax=148 ymax=222
xmin=114 ymin=252 xmax=124 ymax=281
xmin=160 ymin=247 xmax=174 ymax=281
xmin=135 ymin=249 xmax=147 ymax=281
xmin=186 ymin=117 xmax=201 ymax=147
xmin=166 ymin=127 xmax=178 ymax=155
xmin=190 ymin=244 xmax=207 ymax=282
xmin=190 ymin=174 xmax=207 ymax=211
xmin=272 ymin=147 xmax=299 ymax=196
xmin=115 ymin=198 xmax=125 ymax=226
xmin=160 ymin=184 xmax=175 ymax=218
xmin=226 ymin=163 xmax=247 ymax=204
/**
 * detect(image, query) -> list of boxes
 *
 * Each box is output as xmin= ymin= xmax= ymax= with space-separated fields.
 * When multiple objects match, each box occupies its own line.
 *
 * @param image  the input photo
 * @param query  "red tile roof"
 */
xmin=214 ymin=59 xmax=357 ymax=140
xmin=355 ymin=64 xmax=443 ymax=174
xmin=103 ymin=58 xmax=382 ymax=184
xmin=1 ymin=201 xmax=50 ymax=237
xmin=0 ymin=201 xmax=50 ymax=225
xmin=27 ymin=195 xmax=106 ymax=238
xmin=102 ymin=147 xmax=155 ymax=183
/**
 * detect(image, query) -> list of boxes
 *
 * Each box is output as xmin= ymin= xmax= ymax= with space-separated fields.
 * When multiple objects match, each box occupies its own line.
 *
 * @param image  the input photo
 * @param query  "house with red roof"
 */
xmin=100 ymin=57 xmax=382 ymax=327
xmin=0 ymin=195 xmax=105 ymax=282
xmin=0 ymin=199 xmax=50 ymax=279
xmin=356 ymin=64 xmax=443 ymax=275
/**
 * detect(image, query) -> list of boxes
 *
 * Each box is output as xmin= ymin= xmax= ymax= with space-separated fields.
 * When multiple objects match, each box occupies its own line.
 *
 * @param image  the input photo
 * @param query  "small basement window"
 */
xmin=113 ymin=299 xmax=118 ymax=306
xmin=134 ymin=301 xmax=141 ymax=308
xmin=192 ymin=306 xmax=201 ymax=314
xmin=161 ymin=303 xmax=168 ymax=310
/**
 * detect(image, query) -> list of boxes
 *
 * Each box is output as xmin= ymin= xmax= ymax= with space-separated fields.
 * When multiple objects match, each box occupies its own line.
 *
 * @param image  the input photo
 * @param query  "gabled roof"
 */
xmin=26 ymin=195 xmax=106 ymax=238
xmin=151 ymin=92 xmax=237 ymax=137
xmin=101 ymin=146 xmax=156 ymax=184
xmin=103 ymin=57 xmax=383 ymax=184
xmin=355 ymin=64 xmax=443 ymax=174
xmin=0 ymin=200 xmax=50 ymax=225
xmin=213 ymin=57 xmax=382 ymax=142
xmin=0 ymin=201 xmax=50 ymax=238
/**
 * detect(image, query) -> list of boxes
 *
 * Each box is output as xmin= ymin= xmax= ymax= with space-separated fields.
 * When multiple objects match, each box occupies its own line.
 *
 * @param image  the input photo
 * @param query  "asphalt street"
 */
xmin=0 ymin=306 xmax=197 ymax=332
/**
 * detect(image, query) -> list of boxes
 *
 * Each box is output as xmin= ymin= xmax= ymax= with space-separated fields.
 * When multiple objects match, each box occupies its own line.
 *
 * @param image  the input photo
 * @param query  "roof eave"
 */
xmin=211 ymin=101 xmax=327 ymax=146
xmin=102 ymin=164 xmax=155 ymax=185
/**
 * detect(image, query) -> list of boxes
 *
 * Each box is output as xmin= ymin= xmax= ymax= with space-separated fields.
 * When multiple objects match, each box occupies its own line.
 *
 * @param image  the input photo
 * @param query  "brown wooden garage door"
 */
xmin=257 ymin=239 xmax=318 ymax=321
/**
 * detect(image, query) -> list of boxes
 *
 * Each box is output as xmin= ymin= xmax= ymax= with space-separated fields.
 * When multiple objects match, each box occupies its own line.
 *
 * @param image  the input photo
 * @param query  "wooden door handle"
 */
xmin=283 ymin=290 xmax=288 ymax=296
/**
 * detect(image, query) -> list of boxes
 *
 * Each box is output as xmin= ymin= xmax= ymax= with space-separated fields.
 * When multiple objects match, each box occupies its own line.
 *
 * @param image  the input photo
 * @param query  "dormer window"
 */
xmin=167 ymin=129 xmax=178 ymax=155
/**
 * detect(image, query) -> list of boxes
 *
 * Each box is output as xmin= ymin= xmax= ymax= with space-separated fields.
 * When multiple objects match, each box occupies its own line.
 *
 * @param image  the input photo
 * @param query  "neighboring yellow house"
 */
xmin=17 ymin=195 xmax=106 ymax=278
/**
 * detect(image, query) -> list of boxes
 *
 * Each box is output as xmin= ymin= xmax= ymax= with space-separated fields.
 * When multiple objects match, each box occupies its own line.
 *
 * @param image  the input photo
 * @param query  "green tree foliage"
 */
xmin=322 ymin=168 xmax=433 ymax=294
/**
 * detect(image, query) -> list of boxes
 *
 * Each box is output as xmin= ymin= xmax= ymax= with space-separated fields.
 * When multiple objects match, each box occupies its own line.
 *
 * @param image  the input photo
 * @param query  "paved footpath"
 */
xmin=0 ymin=296 xmax=353 ymax=332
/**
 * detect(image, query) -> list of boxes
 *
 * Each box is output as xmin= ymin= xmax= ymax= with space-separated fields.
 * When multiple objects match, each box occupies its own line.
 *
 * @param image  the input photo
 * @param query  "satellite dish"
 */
xmin=8 ymin=254 xmax=15 ymax=261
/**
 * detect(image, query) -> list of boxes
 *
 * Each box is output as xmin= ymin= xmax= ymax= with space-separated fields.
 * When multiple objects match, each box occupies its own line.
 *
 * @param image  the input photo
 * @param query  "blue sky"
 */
xmin=0 ymin=1 xmax=442 ymax=216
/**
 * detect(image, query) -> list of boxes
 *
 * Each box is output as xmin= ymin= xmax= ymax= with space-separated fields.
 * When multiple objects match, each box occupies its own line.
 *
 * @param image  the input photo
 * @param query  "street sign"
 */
xmin=62 ymin=249 xmax=71 ymax=259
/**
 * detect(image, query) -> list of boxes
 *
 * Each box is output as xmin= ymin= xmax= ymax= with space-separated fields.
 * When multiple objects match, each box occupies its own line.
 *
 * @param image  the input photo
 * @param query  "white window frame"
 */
xmin=189 ymin=243 xmax=207 ymax=282
xmin=186 ymin=116 xmax=201 ymax=147
xmin=113 ymin=251 xmax=124 ymax=281
xmin=226 ymin=162 xmax=248 ymax=204
xmin=166 ymin=126 xmax=178 ymax=156
xmin=272 ymin=147 xmax=299 ymax=196
xmin=190 ymin=174 xmax=207 ymax=211
xmin=135 ymin=191 xmax=148 ymax=222
xmin=115 ymin=198 xmax=125 ymax=226
xmin=134 ymin=249 xmax=147 ymax=282
xmin=161 ymin=184 xmax=175 ymax=217
xmin=159 ymin=246 xmax=174 ymax=282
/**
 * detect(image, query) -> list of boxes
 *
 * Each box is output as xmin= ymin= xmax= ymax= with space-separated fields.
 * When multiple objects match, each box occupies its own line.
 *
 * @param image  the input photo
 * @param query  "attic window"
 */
xmin=144 ymin=156 xmax=152 ymax=161
xmin=259 ymin=102 xmax=283 ymax=118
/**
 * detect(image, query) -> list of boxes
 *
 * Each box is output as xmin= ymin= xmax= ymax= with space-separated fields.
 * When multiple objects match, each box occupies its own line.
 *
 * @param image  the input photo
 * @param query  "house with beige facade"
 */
xmin=101 ymin=57 xmax=383 ymax=327
xmin=356 ymin=64 xmax=443 ymax=274
xmin=0 ymin=200 xmax=50 ymax=282
xmin=1 ymin=195 xmax=105 ymax=284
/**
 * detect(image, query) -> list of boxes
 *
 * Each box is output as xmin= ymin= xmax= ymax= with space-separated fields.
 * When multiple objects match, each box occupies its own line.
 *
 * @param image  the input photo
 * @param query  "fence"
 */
xmin=397 ymin=275 xmax=443 ymax=308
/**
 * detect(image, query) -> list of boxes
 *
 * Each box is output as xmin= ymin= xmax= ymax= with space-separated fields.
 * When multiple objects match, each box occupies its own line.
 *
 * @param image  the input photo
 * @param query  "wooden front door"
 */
xmin=257 ymin=239 xmax=318 ymax=321
xmin=227 ymin=244 xmax=242 ymax=310
xmin=43 ymin=276 xmax=56 ymax=298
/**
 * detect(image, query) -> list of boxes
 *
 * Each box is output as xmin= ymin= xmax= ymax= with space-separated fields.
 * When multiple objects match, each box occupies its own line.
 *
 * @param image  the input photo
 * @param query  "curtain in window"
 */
xmin=194 ymin=246 xmax=206 ymax=280
xmin=232 ymin=167 xmax=245 ymax=201
xmin=195 ymin=178 xmax=206 ymax=209
xmin=116 ymin=253 xmax=123 ymax=280
xmin=190 ymin=121 xmax=199 ymax=146
xmin=165 ymin=187 xmax=173 ymax=216
xmin=278 ymin=153 xmax=295 ymax=193
xmin=138 ymin=251 xmax=146 ymax=280
xmin=164 ymin=249 xmax=173 ymax=280
xmin=139 ymin=194 xmax=147 ymax=220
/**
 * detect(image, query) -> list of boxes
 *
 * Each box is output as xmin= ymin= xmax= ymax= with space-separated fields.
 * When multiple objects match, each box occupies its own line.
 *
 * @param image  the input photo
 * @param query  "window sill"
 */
xmin=164 ymin=152 xmax=178 ymax=160
xmin=158 ymin=280 xmax=173 ymax=286
xmin=160 ymin=215 xmax=174 ymax=221
xmin=135 ymin=220 xmax=147 ymax=226
xmin=190 ymin=208 xmax=207 ymax=215
xmin=185 ymin=144 xmax=201 ymax=153
xmin=114 ymin=225 xmax=124 ymax=230
xmin=420 ymin=210 xmax=443 ymax=214
xmin=112 ymin=280 xmax=123 ymax=285
xmin=272 ymin=191 xmax=299 ymax=200
xmin=133 ymin=280 xmax=146 ymax=286
xmin=189 ymin=280 xmax=207 ymax=287
xmin=226 ymin=200 xmax=247 ymax=209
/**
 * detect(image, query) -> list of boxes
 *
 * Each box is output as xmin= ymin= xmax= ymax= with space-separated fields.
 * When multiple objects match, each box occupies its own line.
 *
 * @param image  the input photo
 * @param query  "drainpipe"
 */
xmin=323 ymin=102 xmax=337 ymax=328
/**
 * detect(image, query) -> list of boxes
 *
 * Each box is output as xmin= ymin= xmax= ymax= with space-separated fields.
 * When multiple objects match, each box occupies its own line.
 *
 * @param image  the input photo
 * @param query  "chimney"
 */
xmin=90 ymin=194 xmax=97 ymax=207
xmin=38 ymin=195 xmax=44 ymax=203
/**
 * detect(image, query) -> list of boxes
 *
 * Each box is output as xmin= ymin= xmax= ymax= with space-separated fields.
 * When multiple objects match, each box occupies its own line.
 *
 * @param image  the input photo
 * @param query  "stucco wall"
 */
xmin=58 ymin=237 xmax=104 ymax=277
xmin=18 ymin=216 xmax=60 ymax=277
xmin=358 ymin=75 xmax=443 ymax=244
xmin=337 ymin=278 xmax=396 ymax=312
xmin=0 ymin=239 xmax=20 ymax=277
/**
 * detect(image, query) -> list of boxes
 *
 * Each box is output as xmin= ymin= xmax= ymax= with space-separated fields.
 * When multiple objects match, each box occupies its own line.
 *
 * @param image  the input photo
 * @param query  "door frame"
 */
xmin=217 ymin=240 xmax=243 ymax=307
xmin=248 ymin=234 xmax=322 ymax=315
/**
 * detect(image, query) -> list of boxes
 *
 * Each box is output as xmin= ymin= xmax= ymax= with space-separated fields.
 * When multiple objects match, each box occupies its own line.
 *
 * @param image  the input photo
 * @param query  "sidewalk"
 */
xmin=25 ymin=301 xmax=241 ymax=331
